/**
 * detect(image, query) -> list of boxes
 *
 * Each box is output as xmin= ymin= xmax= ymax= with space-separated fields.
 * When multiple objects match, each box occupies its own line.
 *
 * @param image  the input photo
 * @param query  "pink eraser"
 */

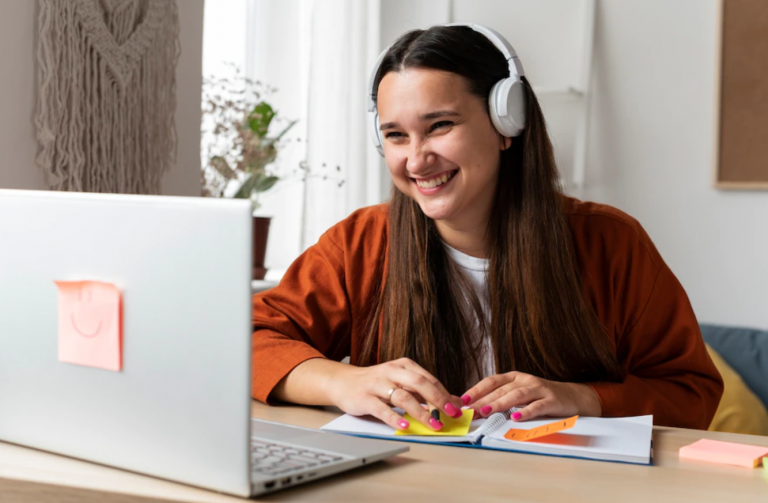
xmin=679 ymin=439 xmax=768 ymax=468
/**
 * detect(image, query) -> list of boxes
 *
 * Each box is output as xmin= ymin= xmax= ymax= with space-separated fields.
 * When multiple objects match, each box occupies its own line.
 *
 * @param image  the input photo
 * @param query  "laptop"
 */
xmin=0 ymin=189 xmax=407 ymax=497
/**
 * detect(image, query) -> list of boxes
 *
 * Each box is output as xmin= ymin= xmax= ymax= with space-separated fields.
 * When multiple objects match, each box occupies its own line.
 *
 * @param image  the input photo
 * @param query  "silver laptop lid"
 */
xmin=0 ymin=189 xmax=253 ymax=497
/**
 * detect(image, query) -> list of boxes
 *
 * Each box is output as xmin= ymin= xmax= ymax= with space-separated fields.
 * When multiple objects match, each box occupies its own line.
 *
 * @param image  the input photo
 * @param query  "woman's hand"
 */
xmin=461 ymin=372 xmax=602 ymax=421
xmin=326 ymin=357 xmax=465 ymax=432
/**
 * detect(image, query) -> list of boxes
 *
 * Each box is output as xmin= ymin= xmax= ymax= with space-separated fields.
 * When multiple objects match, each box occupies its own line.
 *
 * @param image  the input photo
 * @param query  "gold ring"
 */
xmin=386 ymin=387 xmax=399 ymax=406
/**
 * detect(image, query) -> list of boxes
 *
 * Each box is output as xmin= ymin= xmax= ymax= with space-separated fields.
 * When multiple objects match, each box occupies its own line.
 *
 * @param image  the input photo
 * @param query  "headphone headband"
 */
xmin=368 ymin=23 xmax=527 ymax=155
xmin=366 ymin=24 xmax=525 ymax=113
xmin=443 ymin=23 xmax=525 ymax=80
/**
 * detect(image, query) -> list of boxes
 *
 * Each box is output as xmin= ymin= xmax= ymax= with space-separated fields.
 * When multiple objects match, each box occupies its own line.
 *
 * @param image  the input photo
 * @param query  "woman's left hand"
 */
xmin=461 ymin=372 xmax=602 ymax=421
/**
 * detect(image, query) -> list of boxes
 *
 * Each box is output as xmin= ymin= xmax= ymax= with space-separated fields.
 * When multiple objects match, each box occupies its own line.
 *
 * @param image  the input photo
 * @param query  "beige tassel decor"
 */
xmin=35 ymin=0 xmax=179 ymax=194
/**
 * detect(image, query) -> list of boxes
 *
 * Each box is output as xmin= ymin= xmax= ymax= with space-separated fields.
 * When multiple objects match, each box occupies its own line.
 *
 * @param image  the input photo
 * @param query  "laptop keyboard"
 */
xmin=250 ymin=438 xmax=347 ymax=477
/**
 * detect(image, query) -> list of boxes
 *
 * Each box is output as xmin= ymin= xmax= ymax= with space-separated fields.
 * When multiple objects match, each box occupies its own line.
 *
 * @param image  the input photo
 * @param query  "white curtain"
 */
xmin=301 ymin=0 xmax=387 ymax=249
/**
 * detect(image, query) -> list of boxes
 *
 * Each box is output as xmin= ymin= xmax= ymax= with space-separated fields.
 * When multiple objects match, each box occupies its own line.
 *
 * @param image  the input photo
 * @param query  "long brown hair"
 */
xmin=360 ymin=26 xmax=621 ymax=394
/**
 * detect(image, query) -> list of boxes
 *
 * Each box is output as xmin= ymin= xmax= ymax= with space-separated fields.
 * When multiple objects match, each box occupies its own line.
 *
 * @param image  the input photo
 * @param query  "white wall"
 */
xmin=245 ymin=0 xmax=311 ymax=278
xmin=163 ymin=0 xmax=205 ymax=196
xmin=0 ymin=2 xmax=43 ymax=190
xmin=200 ymin=0 xmax=311 ymax=279
xmin=583 ymin=0 xmax=768 ymax=329
xmin=0 ymin=1 xmax=205 ymax=196
xmin=380 ymin=0 xmax=768 ymax=329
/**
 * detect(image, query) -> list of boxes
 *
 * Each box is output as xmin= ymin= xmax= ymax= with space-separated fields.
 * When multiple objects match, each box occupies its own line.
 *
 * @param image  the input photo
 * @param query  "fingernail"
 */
xmin=480 ymin=405 xmax=493 ymax=416
xmin=512 ymin=411 xmax=522 ymax=421
xmin=444 ymin=402 xmax=460 ymax=417
xmin=472 ymin=409 xmax=481 ymax=419
xmin=428 ymin=418 xmax=443 ymax=430
xmin=461 ymin=394 xmax=472 ymax=405
xmin=398 ymin=419 xmax=410 ymax=429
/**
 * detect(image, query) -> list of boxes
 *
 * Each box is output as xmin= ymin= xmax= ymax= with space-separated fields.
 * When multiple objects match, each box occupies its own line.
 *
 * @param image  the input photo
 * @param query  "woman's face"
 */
xmin=377 ymin=68 xmax=509 ymax=227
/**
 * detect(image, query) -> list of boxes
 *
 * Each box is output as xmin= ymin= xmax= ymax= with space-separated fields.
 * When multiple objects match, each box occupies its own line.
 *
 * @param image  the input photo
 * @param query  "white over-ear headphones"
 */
xmin=366 ymin=23 xmax=527 ymax=157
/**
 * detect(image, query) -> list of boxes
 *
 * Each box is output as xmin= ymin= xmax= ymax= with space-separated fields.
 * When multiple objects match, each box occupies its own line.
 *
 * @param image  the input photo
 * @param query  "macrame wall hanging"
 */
xmin=35 ymin=0 xmax=179 ymax=194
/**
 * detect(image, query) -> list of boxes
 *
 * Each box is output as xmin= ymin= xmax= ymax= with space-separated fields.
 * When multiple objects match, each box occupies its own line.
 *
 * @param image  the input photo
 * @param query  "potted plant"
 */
xmin=200 ymin=70 xmax=296 ymax=280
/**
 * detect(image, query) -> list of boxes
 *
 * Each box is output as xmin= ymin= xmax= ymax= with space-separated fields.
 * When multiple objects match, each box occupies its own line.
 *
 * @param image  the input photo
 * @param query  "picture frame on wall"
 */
xmin=715 ymin=0 xmax=768 ymax=189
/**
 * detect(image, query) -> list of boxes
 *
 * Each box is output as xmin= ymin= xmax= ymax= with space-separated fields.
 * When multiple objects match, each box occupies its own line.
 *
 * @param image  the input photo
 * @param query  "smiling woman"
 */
xmin=251 ymin=24 xmax=723 ymax=434
xmin=378 ymin=69 xmax=505 ymax=234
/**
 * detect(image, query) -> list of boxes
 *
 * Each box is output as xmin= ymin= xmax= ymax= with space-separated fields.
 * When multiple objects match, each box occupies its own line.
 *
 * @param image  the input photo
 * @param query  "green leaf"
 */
xmin=248 ymin=102 xmax=275 ymax=138
xmin=273 ymin=120 xmax=297 ymax=141
xmin=255 ymin=175 xmax=279 ymax=193
xmin=233 ymin=174 xmax=258 ymax=199
xmin=232 ymin=172 xmax=279 ymax=199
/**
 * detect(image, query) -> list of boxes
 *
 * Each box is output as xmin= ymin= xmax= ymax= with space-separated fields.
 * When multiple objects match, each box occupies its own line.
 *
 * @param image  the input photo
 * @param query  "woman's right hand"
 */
xmin=326 ymin=357 xmax=465 ymax=431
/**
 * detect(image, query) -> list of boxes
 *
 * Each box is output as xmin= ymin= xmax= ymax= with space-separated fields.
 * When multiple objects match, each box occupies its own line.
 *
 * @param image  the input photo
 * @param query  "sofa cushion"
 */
xmin=705 ymin=344 xmax=768 ymax=435
xmin=700 ymin=323 xmax=768 ymax=410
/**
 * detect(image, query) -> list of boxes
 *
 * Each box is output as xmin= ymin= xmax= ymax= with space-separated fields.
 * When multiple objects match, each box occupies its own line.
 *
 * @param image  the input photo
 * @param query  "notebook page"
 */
xmin=481 ymin=415 xmax=653 ymax=464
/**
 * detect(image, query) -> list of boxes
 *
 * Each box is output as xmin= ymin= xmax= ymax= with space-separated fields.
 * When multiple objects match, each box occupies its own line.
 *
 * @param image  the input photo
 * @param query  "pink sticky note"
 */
xmin=679 ymin=439 xmax=768 ymax=468
xmin=55 ymin=281 xmax=122 ymax=371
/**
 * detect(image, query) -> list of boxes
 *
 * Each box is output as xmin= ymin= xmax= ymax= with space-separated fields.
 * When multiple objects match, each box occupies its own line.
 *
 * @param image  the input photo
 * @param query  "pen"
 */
xmin=428 ymin=403 xmax=440 ymax=422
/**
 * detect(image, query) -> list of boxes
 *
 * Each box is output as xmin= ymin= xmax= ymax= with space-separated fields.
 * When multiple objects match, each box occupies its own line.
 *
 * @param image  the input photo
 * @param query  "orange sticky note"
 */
xmin=55 ymin=281 xmax=122 ymax=371
xmin=679 ymin=439 xmax=768 ymax=468
xmin=504 ymin=415 xmax=579 ymax=442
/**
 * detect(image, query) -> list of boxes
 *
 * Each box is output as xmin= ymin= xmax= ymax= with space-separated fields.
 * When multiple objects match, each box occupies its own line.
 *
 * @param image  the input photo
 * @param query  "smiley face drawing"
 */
xmin=55 ymin=280 xmax=122 ymax=371
xmin=69 ymin=285 xmax=104 ymax=338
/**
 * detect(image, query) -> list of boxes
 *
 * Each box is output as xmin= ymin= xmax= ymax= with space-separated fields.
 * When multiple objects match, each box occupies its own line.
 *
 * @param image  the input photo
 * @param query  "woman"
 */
xmin=252 ymin=25 xmax=722 ymax=432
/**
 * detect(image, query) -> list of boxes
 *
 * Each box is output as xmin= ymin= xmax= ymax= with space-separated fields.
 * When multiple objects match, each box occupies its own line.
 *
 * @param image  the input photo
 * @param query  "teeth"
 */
xmin=417 ymin=171 xmax=454 ymax=189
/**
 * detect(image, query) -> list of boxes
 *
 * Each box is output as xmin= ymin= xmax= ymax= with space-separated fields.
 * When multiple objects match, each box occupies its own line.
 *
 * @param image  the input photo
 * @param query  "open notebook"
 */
xmin=321 ymin=409 xmax=653 ymax=465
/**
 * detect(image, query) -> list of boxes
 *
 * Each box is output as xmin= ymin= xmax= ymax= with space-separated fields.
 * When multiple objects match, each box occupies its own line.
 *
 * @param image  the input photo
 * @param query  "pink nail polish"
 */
xmin=512 ymin=411 xmax=522 ymax=421
xmin=461 ymin=394 xmax=471 ymax=405
xmin=398 ymin=419 xmax=410 ymax=429
xmin=445 ymin=402 xmax=460 ymax=417
xmin=472 ymin=409 xmax=480 ymax=420
xmin=480 ymin=405 xmax=493 ymax=416
xmin=428 ymin=418 xmax=443 ymax=430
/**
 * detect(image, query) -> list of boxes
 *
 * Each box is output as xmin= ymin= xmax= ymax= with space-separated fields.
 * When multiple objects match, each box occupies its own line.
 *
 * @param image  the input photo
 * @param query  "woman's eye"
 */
xmin=385 ymin=131 xmax=404 ymax=139
xmin=430 ymin=121 xmax=453 ymax=132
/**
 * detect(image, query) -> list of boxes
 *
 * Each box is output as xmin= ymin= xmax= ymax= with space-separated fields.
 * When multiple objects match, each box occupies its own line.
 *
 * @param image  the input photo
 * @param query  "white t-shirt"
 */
xmin=443 ymin=243 xmax=494 ymax=388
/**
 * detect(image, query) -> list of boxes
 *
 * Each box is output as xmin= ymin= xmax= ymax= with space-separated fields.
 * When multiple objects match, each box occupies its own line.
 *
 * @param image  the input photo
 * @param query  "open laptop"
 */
xmin=0 ymin=189 xmax=407 ymax=497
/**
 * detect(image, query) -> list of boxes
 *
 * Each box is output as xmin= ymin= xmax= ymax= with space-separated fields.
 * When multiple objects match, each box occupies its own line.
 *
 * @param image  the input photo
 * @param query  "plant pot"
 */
xmin=253 ymin=216 xmax=271 ymax=280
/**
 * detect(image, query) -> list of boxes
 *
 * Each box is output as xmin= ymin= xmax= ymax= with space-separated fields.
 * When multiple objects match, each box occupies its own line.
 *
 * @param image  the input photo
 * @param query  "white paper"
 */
xmin=481 ymin=415 xmax=653 ymax=464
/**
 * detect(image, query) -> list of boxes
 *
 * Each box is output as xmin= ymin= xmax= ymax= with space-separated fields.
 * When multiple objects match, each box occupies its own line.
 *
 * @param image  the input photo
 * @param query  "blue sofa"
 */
xmin=700 ymin=323 xmax=768 ymax=418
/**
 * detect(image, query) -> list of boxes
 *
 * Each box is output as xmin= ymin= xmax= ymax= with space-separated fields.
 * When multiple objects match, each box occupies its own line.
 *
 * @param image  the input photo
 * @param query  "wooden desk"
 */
xmin=1 ymin=402 xmax=767 ymax=502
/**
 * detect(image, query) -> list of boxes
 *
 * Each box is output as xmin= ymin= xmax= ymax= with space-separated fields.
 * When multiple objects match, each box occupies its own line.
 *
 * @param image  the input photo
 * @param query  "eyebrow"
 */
xmin=379 ymin=110 xmax=461 ymax=131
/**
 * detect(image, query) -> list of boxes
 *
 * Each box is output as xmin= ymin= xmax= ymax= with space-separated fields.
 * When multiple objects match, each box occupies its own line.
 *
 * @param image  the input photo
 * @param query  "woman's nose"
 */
xmin=406 ymin=143 xmax=436 ymax=175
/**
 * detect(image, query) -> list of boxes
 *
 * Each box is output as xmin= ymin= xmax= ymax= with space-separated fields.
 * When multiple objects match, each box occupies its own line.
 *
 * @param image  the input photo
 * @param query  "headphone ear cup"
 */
xmin=488 ymin=77 xmax=526 ymax=138
xmin=369 ymin=111 xmax=384 ymax=156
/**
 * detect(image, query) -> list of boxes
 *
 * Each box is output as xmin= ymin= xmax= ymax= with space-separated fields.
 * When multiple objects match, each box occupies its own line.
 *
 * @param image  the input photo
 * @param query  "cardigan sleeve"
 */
xmin=251 ymin=229 xmax=353 ymax=404
xmin=588 ymin=263 xmax=723 ymax=429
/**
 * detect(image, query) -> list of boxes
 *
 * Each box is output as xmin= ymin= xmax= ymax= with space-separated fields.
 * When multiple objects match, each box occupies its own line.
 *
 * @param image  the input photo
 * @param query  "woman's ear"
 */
xmin=500 ymin=135 xmax=512 ymax=151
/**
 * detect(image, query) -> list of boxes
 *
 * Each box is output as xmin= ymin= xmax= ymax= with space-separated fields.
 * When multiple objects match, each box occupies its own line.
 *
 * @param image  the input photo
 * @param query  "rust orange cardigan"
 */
xmin=252 ymin=197 xmax=723 ymax=429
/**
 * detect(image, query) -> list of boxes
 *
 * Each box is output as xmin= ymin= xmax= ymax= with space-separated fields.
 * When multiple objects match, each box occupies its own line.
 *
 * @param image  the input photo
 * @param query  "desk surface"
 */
xmin=1 ymin=402 xmax=767 ymax=502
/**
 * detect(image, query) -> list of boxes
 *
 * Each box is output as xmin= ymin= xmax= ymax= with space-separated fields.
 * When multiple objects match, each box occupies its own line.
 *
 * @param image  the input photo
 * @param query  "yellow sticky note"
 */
xmin=55 ymin=281 xmax=122 ymax=371
xmin=395 ymin=409 xmax=473 ymax=436
xmin=504 ymin=415 xmax=579 ymax=442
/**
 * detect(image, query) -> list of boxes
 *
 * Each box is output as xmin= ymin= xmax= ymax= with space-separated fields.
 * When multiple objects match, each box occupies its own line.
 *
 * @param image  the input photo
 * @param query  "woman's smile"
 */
xmin=411 ymin=169 xmax=459 ymax=195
